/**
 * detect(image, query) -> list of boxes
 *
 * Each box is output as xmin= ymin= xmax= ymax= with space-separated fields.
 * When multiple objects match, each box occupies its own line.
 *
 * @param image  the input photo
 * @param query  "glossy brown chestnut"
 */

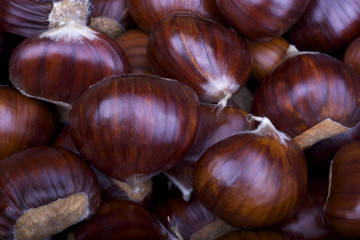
xmin=0 ymin=0 xmax=93 ymax=38
xmin=325 ymin=141 xmax=360 ymax=239
xmin=115 ymin=29 xmax=152 ymax=74
xmin=148 ymin=13 xmax=251 ymax=110
xmin=192 ymin=116 xmax=307 ymax=229
xmin=0 ymin=146 xmax=100 ymax=240
xmin=67 ymin=199 xmax=169 ymax=240
xmin=165 ymin=104 xmax=254 ymax=200
xmin=276 ymin=177 xmax=338 ymax=240
xmin=155 ymin=189 xmax=237 ymax=240
xmin=248 ymin=37 xmax=292 ymax=83
xmin=126 ymin=0 xmax=221 ymax=32
xmin=343 ymin=36 xmax=360 ymax=75
xmin=0 ymin=86 xmax=57 ymax=160
xmin=216 ymin=230 xmax=289 ymax=240
xmin=69 ymin=74 xmax=200 ymax=191
xmin=9 ymin=21 xmax=130 ymax=108
xmin=251 ymin=52 xmax=360 ymax=149
xmin=216 ymin=0 xmax=309 ymax=42
xmin=288 ymin=0 xmax=360 ymax=57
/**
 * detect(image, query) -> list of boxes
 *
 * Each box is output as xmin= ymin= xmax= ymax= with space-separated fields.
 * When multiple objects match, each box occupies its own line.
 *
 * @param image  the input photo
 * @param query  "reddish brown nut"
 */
xmin=0 ymin=86 xmax=57 ymax=160
xmin=69 ymin=74 xmax=199 ymax=197
xmin=127 ymin=0 xmax=221 ymax=32
xmin=9 ymin=21 xmax=130 ymax=108
xmin=325 ymin=141 xmax=360 ymax=238
xmin=0 ymin=146 xmax=100 ymax=240
xmin=0 ymin=0 xmax=93 ymax=38
xmin=252 ymin=52 xmax=360 ymax=149
xmin=216 ymin=0 xmax=310 ymax=42
xmin=67 ymin=199 xmax=169 ymax=240
xmin=192 ymin=116 xmax=307 ymax=229
xmin=148 ymin=13 xmax=251 ymax=111
xmin=343 ymin=36 xmax=360 ymax=75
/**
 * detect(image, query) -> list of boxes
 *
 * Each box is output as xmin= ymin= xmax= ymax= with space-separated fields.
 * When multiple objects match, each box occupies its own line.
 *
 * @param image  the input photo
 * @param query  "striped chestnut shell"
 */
xmin=0 ymin=146 xmax=100 ymax=240
xmin=69 ymin=74 xmax=200 ymax=188
xmin=251 ymin=52 xmax=360 ymax=149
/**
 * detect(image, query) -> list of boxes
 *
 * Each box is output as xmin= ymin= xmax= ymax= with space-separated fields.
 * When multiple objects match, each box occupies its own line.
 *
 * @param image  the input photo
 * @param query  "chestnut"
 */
xmin=192 ymin=115 xmax=307 ymax=229
xmin=67 ymin=199 xmax=169 ymax=240
xmin=343 ymin=36 xmax=360 ymax=75
xmin=115 ymin=29 xmax=153 ymax=74
xmin=69 ymin=74 xmax=199 ymax=197
xmin=216 ymin=0 xmax=310 ymax=42
xmin=9 ymin=21 xmax=130 ymax=108
xmin=0 ymin=86 xmax=57 ymax=160
xmin=0 ymin=0 xmax=93 ymax=38
xmin=288 ymin=0 xmax=360 ymax=57
xmin=148 ymin=13 xmax=251 ymax=110
xmin=0 ymin=146 xmax=100 ymax=240
xmin=126 ymin=0 xmax=221 ymax=32
xmin=251 ymin=52 xmax=360 ymax=149
xmin=165 ymin=104 xmax=254 ymax=200
xmin=325 ymin=140 xmax=360 ymax=238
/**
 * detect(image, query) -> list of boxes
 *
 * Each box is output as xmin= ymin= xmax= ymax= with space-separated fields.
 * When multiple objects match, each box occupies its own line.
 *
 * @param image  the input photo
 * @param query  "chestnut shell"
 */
xmin=69 ymin=74 xmax=200 ymax=184
xmin=0 ymin=146 xmax=100 ymax=239
xmin=0 ymin=86 xmax=57 ymax=160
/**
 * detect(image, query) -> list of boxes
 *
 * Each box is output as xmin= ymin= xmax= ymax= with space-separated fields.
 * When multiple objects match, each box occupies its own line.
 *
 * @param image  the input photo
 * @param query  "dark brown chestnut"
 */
xmin=0 ymin=0 xmax=93 ymax=38
xmin=148 ymin=13 xmax=251 ymax=110
xmin=9 ymin=21 xmax=130 ymax=108
xmin=67 ymin=199 xmax=169 ymax=240
xmin=192 ymin=115 xmax=307 ymax=229
xmin=0 ymin=86 xmax=57 ymax=160
xmin=126 ymin=0 xmax=221 ymax=32
xmin=0 ymin=146 xmax=100 ymax=240
xmin=69 ymin=74 xmax=199 ymax=196
xmin=343 ymin=36 xmax=360 ymax=75
xmin=287 ymin=0 xmax=360 ymax=57
xmin=155 ymin=189 xmax=237 ymax=240
xmin=251 ymin=52 xmax=360 ymax=149
xmin=115 ymin=29 xmax=152 ymax=74
xmin=165 ymin=103 xmax=254 ymax=200
xmin=216 ymin=0 xmax=309 ymax=42
xmin=325 ymin=141 xmax=360 ymax=239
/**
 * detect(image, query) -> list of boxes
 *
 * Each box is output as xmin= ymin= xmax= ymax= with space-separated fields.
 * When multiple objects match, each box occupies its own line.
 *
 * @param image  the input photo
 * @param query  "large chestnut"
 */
xmin=148 ymin=13 xmax=251 ymax=110
xmin=0 ymin=146 xmax=100 ymax=240
xmin=288 ymin=0 xmax=360 ymax=57
xmin=69 ymin=74 xmax=199 ymax=194
xmin=165 ymin=104 xmax=254 ymax=200
xmin=192 ymin=115 xmax=307 ymax=229
xmin=252 ymin=52 xmax=360 ymax=149
xmin=9 ymin=21 xmax=130 ymax=108
xmin=0 ymin=0 xmax=93 ymax=38
xmin=67 ymin=199 xmax=169 ymax=240
xmin=216 ymin=0 xmax=309 ymax=42
xmin=0 ymin=86 xmax=57 ymax=160
xmin=325 ymin=141 xmax=360 ymax=238
xmin=127 ymin=0 xmax=221 ymax=32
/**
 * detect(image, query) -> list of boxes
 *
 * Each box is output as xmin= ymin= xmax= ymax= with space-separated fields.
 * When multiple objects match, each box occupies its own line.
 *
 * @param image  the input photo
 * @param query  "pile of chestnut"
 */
xmin=1 ymin=0 xmax=360 ymax=239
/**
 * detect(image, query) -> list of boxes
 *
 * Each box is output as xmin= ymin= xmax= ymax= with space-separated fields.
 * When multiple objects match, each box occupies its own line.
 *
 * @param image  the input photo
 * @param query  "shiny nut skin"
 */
xmin=0 ymin=86 xmax=57 ymax=160
xmin=92 ymin=0 xmax=133 ymax=29
xmin=343 ymin=36 xmax=360 ymax=75
xmin=69 ymin=74 xmax=199 ymax=184
xmin=148 ymin=13 xmax=251 ymax=105
xmin=9 ymin=26 xmax=130 ymax=107
xmin=0 ymin=146 xmax=101 ymax=239
xmin=192 ymin=132 xmax=307 ymax=229
xmin=288 ymin=0 xmax=360 ymax=57
xmin=127 ymin=0 xmax=221 ymax=32
xmin=216 ymin=0 xmax=309 ymax=42
xmin=325 ymin=141 xmax=360 ymax=239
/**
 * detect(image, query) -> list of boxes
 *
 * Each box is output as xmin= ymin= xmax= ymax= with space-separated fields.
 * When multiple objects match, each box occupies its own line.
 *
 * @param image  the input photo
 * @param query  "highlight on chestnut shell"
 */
xmin=0 ymin=146 xmax=101 ymax=240
xmin=192 ymin=115 xmax=307 ymax=229
xmin=148 ymin=12 xmax=251 ymax=112
xmin=252 ymin=52 xmax=360 ymax=149
xmin=69 ymin=74 xmax=200 ymax=198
